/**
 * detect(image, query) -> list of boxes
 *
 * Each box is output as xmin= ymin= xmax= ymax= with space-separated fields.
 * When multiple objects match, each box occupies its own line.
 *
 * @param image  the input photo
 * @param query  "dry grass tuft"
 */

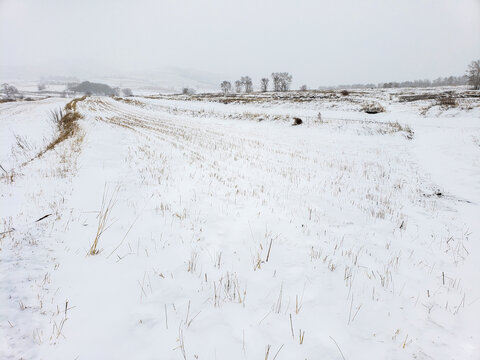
xmin=0 ymin=164 xmax=16 ymax=184
xmin=35 ymin=97 xmax=86 ymax=159
xmin=64 ymin=95 xmax=86 ymax=112
xmin=89 ymin=186 xmax=118 ymax=256
xmin=112 ymin=96 xmax=144 ymax=107
xmin=388 ymin=121 xmax=414 ymax=140
xmin=46 ymin=108 xmax=82 ymax=150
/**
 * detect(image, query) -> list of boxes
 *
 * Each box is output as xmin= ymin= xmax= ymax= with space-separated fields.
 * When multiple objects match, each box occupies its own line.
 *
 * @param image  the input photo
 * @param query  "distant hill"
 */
xmin=0 ymin=66 xmax=225 ymax=95
xmin=93 ymin=67 xmax=225 ymax=94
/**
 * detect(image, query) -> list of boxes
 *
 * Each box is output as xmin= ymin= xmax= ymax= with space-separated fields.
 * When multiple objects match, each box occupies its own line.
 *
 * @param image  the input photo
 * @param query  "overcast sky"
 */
xmin=1 ymin=0 xmax=479 ymax=86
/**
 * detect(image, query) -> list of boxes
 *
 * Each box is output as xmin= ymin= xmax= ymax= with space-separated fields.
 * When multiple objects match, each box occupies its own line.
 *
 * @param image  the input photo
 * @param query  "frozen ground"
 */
xmin=1 ymin=89 xmax=479 ymax=359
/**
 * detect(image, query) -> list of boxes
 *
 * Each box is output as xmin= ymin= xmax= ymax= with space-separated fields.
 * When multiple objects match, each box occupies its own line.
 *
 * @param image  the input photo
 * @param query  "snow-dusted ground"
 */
xmin=1 ymin=90 xmax=479 ymax=359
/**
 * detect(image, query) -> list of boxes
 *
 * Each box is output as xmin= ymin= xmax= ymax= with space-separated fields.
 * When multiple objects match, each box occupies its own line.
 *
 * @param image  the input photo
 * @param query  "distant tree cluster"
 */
xmin=65 ymin=82 xmax=132 ymax=96
xmin=260 ymin=78 xmax=269 ymax=92
xmin=220 ymin=81 xmax=232 ymax=95
xmin=1 ymin=83 xmax=19 ymax=99
xmin=319 ymin=75 xmax=469 ymax=91
xmin=271 ymin=72 xmax=292 ymax=92
xmin=182 ymin=87 xmax=196 ymax=95
xmin=217 ymin=59 xmax=480 ymax=94
xmin=68 ymin=81 xmax=120 ymax=96
xmin=227 ymin=76 xmax=253 ymax=94
xmin=316 ymin=61 xmax=480 ymax=90
xmin=381 ymin=76 xmax=468 ymax=89
xmin=241 ymin=76 xmax=253 ymax=93
xmin=220 ymin=72 xmax=292 ymax=94
xmin=466 ymin=60 xmax=480 ymax=90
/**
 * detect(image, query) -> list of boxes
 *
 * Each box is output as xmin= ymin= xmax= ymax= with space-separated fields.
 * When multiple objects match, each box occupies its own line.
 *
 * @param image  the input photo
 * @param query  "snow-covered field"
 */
xmin=1 ymin=89 xmax=479 ymax=359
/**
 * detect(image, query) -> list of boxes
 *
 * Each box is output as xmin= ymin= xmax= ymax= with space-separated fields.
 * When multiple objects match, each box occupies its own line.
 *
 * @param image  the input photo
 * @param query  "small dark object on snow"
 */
xmin=292 ymin=117 xmax=303 ymax=126
xmin=35 ymin=214 xmax=52 ymax=222
xmin=434 ymin=190 xmax=443 ymax=197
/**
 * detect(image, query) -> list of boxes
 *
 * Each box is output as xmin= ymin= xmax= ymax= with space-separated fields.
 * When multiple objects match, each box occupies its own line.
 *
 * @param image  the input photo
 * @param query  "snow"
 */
xmin=1 ymin=90 xmax=479 ymax=359
xmin=0 ymin=98 xmax=70 ymax=169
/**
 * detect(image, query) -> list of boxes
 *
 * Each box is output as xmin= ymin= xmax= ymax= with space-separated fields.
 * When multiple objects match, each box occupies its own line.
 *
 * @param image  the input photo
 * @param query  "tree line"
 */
xmin=319 ymin=75 xmax=471 ymax=90
xmin=221 ymin=72 xmax=292 ymax=95
xmin=219 ymin=60 xmax=480 ymax=93
xmin=67 ymin=81 xmax=132 ymax=96
xmin=379 ymin=60 xmax=479 ymax=90
xmin=319 ymin=60 xmax=480 ymax=91
xmin=380 ymin=75 xmax=468 ymax=89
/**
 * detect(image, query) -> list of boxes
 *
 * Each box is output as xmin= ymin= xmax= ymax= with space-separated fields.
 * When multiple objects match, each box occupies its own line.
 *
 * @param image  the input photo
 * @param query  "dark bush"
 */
xmin=292 ymin=117 xmax=303 ymax=126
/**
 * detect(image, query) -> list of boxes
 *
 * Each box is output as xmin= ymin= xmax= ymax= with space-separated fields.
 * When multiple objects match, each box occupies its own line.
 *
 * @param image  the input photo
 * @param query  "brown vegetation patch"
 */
xmin=437 ymin=97 xmax=458 ymax=107
xmin=0 ymin=98 xmax=16 ymax=104
xmin=112 ymin=96 xmax=144 ymax=107
xmin=37 ymin=97 xmax=85 ymax=158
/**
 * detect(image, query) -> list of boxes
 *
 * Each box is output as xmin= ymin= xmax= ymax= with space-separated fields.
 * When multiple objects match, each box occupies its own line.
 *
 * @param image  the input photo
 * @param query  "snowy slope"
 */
xmin=1 ymin=92 xmax=479 ymax=360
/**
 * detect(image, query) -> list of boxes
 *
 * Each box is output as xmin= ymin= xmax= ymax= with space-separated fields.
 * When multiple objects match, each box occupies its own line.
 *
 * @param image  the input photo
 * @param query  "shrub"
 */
xmin=362 ymin=102 xmax=385 ymax=114
xmin=292 ymin=117 xmax=303 ymax=126
xmin=182 ymin=88 xmax=196 ymax=95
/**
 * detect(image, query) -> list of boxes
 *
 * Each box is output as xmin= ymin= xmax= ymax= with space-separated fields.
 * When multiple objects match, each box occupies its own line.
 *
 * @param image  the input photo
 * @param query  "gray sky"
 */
xmin=1 ymin=0 xmax=479 ymax=86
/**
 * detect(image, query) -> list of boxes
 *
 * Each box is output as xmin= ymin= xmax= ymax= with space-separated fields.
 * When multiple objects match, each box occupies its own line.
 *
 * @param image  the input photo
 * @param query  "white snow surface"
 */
xmin=1 ymin=91 xmax=479 ymax=360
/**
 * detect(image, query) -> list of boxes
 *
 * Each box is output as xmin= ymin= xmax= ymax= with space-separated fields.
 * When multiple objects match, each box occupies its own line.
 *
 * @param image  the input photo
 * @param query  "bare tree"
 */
xmin=466 ymin=60 xmax=480 ymax=90
xmin=235 ymin=80 xmax=242 ymax=93
xmin=271 ymin=73 xmax=281 ymax=91
xmin=299 ymin=84 xmax=307 ymax=91
xmin=260 ymin=78 xmax=269 ymax=92
xmin=123 ymin=88 xmax=133 ymax=96
xmin=182 ymin=87 xmax=196 ymax=95
xmin=220 ymin=81 xmax=232 ymax=95
xmin=241 ymin=76 xmax=253 ymax=93
xmin=280 ymin=72 xmax=292 ymax=91
xmin=271 ymin=72 xmax=292 ymax=92
xmin=2 ymin=83 xmax=19 ymax=98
